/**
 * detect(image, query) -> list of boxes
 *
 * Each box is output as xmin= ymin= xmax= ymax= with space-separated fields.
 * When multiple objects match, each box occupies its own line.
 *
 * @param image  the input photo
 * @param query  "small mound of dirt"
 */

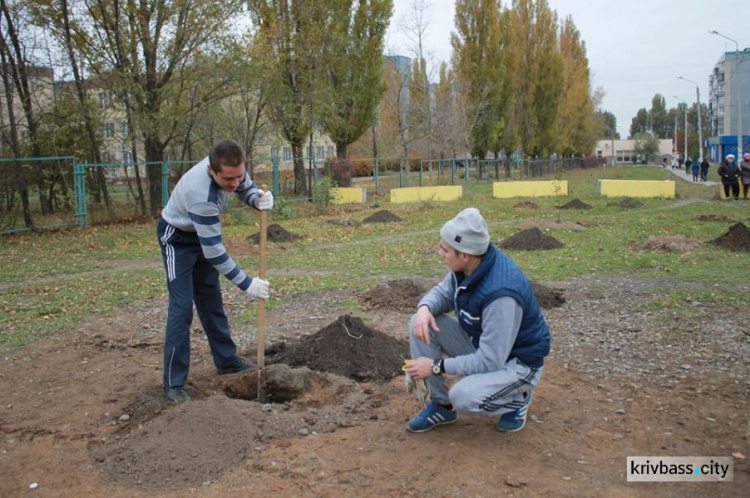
xmin=695 ymin=214 xmax=735 ymax=223
xmin=363 ymin=210 xmax=403 ymax=223
xmin=558 ymin=199 xmax=592 ymax=210
xmin=498 ymin=227 xmax=564 ymax=251
xmin=513 ymin=201 xmax=539 ymax=210
xmin=607 ymin=197 xmax=643 ymax=208
xmin=630 ymin=236 xmax=703 ymax=253
xmin=361 ymin=277 xmax=437 ymax=312
xmin=249 ymin=223 xmax=302 ymax=243
xmin=269 ymin=315 xmax=408 ymax=381
xmin=530 ymin=281 xmax=566 ymax=309
xmin=710 ymin=222 xmax=750 ymax=252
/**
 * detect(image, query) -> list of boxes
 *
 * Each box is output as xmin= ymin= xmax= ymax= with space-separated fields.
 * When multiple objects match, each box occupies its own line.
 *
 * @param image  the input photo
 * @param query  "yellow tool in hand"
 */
xmin=402 ymin=359 xmax=430 ymax=409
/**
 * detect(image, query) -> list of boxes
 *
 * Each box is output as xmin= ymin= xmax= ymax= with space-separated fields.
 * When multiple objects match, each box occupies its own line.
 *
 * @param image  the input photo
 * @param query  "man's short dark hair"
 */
xmin=209 ymin=140 xmax=245 ymax=172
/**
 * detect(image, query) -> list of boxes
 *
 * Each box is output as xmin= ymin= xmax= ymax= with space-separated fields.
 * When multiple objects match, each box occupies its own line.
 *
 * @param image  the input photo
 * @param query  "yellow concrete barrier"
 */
xmin=331 ymin=187 xmax=367 ymax=204
xmin=390 ymin=185 xmax=463 ymax=204
xmin=598 ymin=180 xmax=675 ymax=198
xmin=492 ymin=180 xmax=568 ymax=198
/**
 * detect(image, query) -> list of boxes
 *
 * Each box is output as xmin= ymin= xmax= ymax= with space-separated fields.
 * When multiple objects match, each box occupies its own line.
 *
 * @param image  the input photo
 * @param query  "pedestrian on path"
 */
xmin=691 ymin=159 xmax=700 ymax=181
xmin=717 ymin=154 xmax=741 ymax=200
xmin=700 ymin=158 xmax=709 ymax=182
xmin=740 ymin=152 xmax=750 ymax=199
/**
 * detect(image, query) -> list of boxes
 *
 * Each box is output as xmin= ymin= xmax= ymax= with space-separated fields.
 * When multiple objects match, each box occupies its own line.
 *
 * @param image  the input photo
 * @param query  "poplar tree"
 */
xmin=322 ymin=0 xmax=392 ymax=159
xmin=510 ymin=0 xmax=563 ymax=157
xmin=557 ymin=15 xmax=595 ymax=156
xmin=451 ymin=0 xmax=506 ymax=158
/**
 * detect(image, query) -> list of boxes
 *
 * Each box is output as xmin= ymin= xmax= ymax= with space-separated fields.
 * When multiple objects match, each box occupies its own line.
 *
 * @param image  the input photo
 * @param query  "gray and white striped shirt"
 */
xmin=161 ymin=157 xmax=260 ymax=291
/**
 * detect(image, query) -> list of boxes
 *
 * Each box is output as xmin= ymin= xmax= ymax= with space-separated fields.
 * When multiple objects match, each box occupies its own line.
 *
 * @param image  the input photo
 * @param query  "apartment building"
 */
xmin=707 ymin=49 xmax=750 ymax=160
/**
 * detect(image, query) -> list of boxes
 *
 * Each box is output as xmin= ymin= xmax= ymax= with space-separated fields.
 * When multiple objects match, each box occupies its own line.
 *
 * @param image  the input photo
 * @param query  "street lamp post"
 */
xmin=678 ymin=76 xmax=703 ymax=162
xmin=672 ymin=95 xmax=686 ymax=161
xmin=709 ymin=30 xmax=743 ymax=159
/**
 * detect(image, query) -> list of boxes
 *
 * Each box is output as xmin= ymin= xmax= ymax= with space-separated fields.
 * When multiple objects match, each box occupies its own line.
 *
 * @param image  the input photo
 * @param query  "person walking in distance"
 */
xmin=403 ymin=208 xmax=550 ymax=433
xmin=157 ymin=139 xmax=273 ymax=402
xmin=740 ymin=152 xmax=750 ymax=199
xmin=717 ymin=153 xmax=741 ymax=200
xmin=699 ymin=157 xmax=709 ymax=182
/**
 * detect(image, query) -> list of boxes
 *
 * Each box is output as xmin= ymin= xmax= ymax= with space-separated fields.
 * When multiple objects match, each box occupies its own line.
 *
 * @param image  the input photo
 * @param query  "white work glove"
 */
xmin=246 ymin=277 xmax=270 ymax=299
xmin=257 ymin=190 xmax=274 ymax=211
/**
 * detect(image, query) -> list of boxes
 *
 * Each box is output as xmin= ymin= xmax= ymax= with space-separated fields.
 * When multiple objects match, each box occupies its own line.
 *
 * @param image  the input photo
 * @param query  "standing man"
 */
xmin=157 ymin=139 xmax=273 ymax=402
xmin=404 ymin=208 xmax=550 ymax=433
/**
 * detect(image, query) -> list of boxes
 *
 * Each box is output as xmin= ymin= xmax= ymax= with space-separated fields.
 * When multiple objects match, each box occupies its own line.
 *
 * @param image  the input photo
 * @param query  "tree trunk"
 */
xmin=291 ymin=140 xmax=307 ymax=196
xmin=145 ymin=134 xmax=165 ymax=215
xmin=336 ymin=142 xmax=347 ymax=159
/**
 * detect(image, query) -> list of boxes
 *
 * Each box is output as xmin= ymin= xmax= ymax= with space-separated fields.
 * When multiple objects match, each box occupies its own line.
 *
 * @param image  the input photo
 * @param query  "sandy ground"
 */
xmin=1 ymin=275 xmax=748 ymax=497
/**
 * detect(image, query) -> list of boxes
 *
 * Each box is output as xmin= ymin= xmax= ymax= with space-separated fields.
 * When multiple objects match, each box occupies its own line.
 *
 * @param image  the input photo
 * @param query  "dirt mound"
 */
xmin=513 ymin=201 xmax=539 ymax=210
xmin=249 ymin=223 xmax=302 ymax=243
xmin=558 ymin=199 xmax=592 ymax=210
xmin=360 ymin=277 xmax=437 ymax=312
xmin=630 ymin=236 xmax=703 ymax=253
xmin=695 ymin=214 xmax=735 ymax=223
xmin=710 ymin=222 xmax=750 ymax=252
xmin=530 ymin=281 xmax=566 ymax=309
xmin=607 ymin=197 xmax=643 ymax=208
xmin=498 ymin=227 xmax=564 ymax=251
xmin=363 ymin=210 xmax=403 ymax=223
xmin=268 ymin=315 xmax=408 ymax=381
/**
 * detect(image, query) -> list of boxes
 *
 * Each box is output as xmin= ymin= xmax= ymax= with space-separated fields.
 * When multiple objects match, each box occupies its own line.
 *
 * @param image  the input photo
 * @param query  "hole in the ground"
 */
xmin=219 ymin=364 xmax=319 ymax=403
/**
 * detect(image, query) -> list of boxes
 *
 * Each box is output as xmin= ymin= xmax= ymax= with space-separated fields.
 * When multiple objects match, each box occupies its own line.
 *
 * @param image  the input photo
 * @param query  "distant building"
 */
xmin=385 ymin=55 xmax=411 ymax=125
xmin=0 ymin=65 xmax=55 ymax=144
xmin=594 ymin=138 xmax=673 ymax=165
xmin=707 ymin=49 xmax=750 ymax=160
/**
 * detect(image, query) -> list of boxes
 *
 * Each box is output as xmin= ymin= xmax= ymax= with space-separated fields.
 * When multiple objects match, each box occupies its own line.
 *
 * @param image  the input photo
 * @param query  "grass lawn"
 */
xmin=1 ymin=166 xmax=747 ymax=349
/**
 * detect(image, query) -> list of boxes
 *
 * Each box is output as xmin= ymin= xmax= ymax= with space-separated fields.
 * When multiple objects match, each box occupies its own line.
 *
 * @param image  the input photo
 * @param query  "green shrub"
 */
xmin=313 ymin=176 xmax=336 ymax=213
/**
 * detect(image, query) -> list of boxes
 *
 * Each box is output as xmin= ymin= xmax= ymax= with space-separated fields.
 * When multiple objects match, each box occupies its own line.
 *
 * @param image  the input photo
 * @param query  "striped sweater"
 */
xmin=161 ymin=157 xmax=260 ymax=291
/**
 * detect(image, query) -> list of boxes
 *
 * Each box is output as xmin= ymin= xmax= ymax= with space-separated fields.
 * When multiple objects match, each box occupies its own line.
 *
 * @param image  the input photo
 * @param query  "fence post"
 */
xmin=451 ymin=158 xmax=456 ymax=185
xmin=74 ymin=162 xmax=87 ymax=227
xmin=272 ymin=156 xmax=280 ymax=196
xmin=161 ymin=162 xmax=169 ymax=207
xmin=419 ymin=159 xmax=423 ymax=187
xmin=374 ymin=157 xmax=380 ymax=194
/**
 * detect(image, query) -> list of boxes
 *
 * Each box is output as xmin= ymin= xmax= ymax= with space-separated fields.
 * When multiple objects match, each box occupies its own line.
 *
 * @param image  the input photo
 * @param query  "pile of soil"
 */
xmin=630 ymin=236 xmax=703 ymax=253
xmin=607 ymin=197 xmax=643 ymax=208
xmin=363 ymin=210 xmax=403 ymax=223
xmin=530 ymin=281 xmax=566 ymax=309
xmin=498 ymin=227 xmax=564 ymax=251
xmin=360 ymin=277 xmax=437 ymax=312
xmin=249 ymin=223 xmax=302 ymax=243
xmin=513 ymin=201 xmax=539 ymax=210
xmin=268 ymin=315 xmax=408 ymax=381
xmin=558 ymin=199 xmax=592 ymax=210
xmin=695 ymin=214 xmax=735 ymax=223
xmin=710 ymin=222 xmax=750 ymax=252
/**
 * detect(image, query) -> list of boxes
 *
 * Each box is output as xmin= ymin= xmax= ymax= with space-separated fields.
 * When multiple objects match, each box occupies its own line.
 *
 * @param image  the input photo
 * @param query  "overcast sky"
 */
xmin=386 ymin=0 xmax=749 ymax=138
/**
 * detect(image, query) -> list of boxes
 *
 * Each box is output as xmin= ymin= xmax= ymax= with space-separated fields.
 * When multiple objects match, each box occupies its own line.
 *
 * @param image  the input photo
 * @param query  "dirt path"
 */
xmin=0 ymin=275 xmax=747 ymax=497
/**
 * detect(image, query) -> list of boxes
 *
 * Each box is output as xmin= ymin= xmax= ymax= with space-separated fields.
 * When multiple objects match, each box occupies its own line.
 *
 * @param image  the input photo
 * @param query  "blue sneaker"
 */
xmin=496 ymin=392 xmax=532 ymax=432
xmin=406 ymin=401 xmax=458 ymax=433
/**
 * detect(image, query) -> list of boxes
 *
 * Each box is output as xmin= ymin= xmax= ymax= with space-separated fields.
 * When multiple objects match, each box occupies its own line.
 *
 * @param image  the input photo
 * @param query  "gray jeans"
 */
xmin=409 ymin=314 xmax=543 ymax=417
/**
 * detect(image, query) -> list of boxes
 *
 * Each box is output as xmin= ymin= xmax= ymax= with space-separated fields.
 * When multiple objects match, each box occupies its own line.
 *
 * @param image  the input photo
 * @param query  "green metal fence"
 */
xmin=2 ymin=154 xmax=596 ymax=232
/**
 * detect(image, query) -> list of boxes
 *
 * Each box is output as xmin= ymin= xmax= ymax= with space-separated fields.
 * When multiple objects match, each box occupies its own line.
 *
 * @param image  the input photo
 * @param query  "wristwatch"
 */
xmin=432 ymin=358 xmax=443 ymax=376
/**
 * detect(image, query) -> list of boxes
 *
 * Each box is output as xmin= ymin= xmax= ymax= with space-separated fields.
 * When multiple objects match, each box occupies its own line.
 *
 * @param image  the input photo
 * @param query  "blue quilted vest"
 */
xmin=451 ymin=246 xmax=550 ymax=368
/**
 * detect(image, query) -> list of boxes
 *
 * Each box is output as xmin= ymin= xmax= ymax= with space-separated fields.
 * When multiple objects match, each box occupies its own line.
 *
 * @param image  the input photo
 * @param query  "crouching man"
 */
xmin=404 ymin=208 xmax=550 ymax=433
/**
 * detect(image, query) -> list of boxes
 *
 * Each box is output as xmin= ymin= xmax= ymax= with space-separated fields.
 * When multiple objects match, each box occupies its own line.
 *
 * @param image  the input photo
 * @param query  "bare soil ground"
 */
xmin=1 ymin=271 xmax=749 ymax=497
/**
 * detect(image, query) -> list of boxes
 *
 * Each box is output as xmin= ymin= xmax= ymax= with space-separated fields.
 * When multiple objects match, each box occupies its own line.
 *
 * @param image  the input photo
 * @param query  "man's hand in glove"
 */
xmin=247 ymin=277 xmax=270 ymax=299
xmin=257 ymin=190 xmax=274 ymax=211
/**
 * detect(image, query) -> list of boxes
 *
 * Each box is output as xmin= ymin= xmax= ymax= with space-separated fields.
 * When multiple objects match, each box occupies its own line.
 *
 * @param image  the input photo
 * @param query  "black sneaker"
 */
xmin=163 ymin=386 xmax=190 ymax=403
xmin=217 ymin=357 xmax=257 ymax=375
